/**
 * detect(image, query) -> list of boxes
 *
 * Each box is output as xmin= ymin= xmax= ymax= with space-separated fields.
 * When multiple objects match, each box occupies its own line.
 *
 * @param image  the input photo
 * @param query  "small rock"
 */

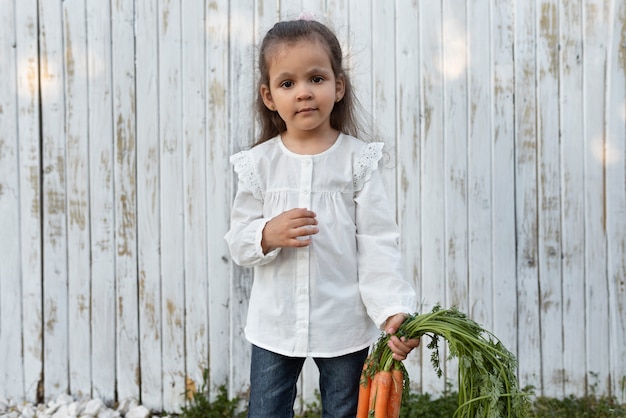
xmin=20 ymin=404 xmax=36 ymax=418
xmin=125 ymin=405 xmax=150 ymax=418
xmin=68 ymin=400 xmax=83 ymax=416
xmin=97 ymin=409 xmax=119 ymax=418
xmin=82 ymin=399 xmax=106 ymax=417
xmin=116 ymin=398 xmax=138 ymax=415
xmin=52 ymin=404 xmax=69 ymax=418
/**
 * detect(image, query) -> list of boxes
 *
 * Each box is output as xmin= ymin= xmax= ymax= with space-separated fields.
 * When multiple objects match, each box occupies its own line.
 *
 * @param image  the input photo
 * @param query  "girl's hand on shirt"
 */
xmin=261 ymin=208 xmax=319 ymax=254
xmin=385 ymin=313 xmax=421 ymax=361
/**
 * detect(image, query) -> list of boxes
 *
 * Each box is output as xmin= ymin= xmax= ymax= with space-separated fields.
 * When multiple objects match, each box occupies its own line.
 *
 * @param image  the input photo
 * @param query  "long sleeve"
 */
xmin=354 ymin=145 xmax=417 ymax=328
xmin=224 ymin=151 xmax=280 ymax=267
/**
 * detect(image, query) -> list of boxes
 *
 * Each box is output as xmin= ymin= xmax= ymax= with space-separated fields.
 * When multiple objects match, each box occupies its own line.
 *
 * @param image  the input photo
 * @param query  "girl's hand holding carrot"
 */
xmin=384 ymin=314 xmax=420 ymax=361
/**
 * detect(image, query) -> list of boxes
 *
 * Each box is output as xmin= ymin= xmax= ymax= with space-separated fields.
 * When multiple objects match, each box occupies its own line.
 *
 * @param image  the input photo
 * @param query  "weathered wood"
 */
xmin=158 ymin=0 xmax=186 ymax=411
xmin=205 ymin=0 xmax=231 ymax=401
xmin=15 ymin=0 xmax=43 ymax=402
xmin=111 ymin=0 xmax=140 ymax=400
xmin=559 ymin=0 xmax=587 ymax=397
xmin=395 ymin=0 xmax=422 ymax=393
xmin=467 ymin=0 xmax=493 ymax=331
xmin=583 ymin=0 xmax=611 ymax=395
xmin=228 ymin=0 xmax=255 ymax=398
xmin=418 ymin=0 xmax=448 ymax=395
xmin=0 ymin=0 xmax=23 ymax=400
xmin=441 ymin=0 xmax=468 ymax=388
xmin=86 ymin=0 xmax=116 ymax=402
xmin=182 ymin=0 xmax=209 ymax=412
xmin=372 ymin=0 xmax=397 ymax=206
xmin=491 ymin=0 xmax=518 ymax=360
xmin=135 ymin=0 xmax=162 ymax=410
xmin=537 ymin=0 xmax=564 ymax=398
xmin=514 ymin=0 xmax=542 ymax=391
xmin=39 ymin=0 xmax=70 ymax=400
xmin=606 ymin=0 xmax=626 ymax=403
xmin=62 ymin=0 xmax=92 ymax=398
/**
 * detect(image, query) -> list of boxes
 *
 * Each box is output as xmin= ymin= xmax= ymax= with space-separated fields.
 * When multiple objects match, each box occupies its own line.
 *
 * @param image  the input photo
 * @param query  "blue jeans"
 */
xmin=247 ymin=345 xmax=369 ymax=418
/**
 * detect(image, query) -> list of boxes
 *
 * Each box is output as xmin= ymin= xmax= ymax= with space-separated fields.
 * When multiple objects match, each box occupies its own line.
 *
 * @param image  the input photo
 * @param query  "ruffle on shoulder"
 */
xmin=230 ymin=151 xmax=264 ymax=200
xmin=353 ymin=142 xmax=384 ymax=192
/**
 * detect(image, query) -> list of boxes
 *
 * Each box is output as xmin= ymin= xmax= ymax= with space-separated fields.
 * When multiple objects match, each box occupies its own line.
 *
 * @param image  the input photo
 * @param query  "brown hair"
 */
xmin=254 ymin=19 xmax=361 ymax=146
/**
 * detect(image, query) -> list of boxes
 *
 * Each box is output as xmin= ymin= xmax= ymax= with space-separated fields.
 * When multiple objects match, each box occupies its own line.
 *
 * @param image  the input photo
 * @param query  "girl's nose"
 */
xmin=296 ymin=86 xmax=313 ymax=100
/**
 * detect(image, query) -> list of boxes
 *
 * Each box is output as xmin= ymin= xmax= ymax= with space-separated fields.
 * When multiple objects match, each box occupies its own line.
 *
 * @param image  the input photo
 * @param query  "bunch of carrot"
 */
xmin=356 ymin=361 xmax=406 ymax=418
xmin=356 ymin=305 xmax=531 ymax=418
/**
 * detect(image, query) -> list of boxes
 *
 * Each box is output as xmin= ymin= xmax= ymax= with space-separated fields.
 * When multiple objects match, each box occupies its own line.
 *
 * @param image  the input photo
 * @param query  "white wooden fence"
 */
xmin=1 ymin=0 xmax=625 ymax=413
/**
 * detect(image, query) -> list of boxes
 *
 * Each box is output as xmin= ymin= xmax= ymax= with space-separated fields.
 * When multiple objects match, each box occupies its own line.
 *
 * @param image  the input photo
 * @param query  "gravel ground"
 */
xmin=0 ymin=395 xmax=166 ymax=418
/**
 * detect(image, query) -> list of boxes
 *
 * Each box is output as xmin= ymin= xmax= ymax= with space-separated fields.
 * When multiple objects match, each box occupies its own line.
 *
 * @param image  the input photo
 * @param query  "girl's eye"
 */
xmin=311 ymin=76 xmax=324 ymax=83
xmin=280 ymin=81 xmax=293 ymax=88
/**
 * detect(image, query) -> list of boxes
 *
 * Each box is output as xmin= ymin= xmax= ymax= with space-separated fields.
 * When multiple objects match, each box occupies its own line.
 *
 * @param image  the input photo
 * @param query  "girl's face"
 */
xmin=260 ymin=40 xmax=345 ymax=140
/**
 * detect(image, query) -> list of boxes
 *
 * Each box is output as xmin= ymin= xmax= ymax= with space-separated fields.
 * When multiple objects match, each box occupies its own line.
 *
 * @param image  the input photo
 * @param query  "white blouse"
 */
xmin=224 ymin=134 xmax=416 ymax=358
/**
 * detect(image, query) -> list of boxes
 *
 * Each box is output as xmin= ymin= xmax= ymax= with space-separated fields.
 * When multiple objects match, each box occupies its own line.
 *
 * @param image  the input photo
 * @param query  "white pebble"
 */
xmin=20 ymin=404 xmax=36 ymax=418
xmin=52 ymin=404 xmax=69 ymax=418
xmin=125 ymin=405 xmax=150 ymax=418
xmin=82 ymin=399 xmax=106 ymax=417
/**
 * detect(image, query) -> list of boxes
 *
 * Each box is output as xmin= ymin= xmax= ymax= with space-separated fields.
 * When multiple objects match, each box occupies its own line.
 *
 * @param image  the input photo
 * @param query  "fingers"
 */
xmin=385 ymin=313 xmax=407 ymax=335
xmin=388 ymin=336 xmax=420 ymax=361
xmin=262 ymin=208 xmax=319 ymax=251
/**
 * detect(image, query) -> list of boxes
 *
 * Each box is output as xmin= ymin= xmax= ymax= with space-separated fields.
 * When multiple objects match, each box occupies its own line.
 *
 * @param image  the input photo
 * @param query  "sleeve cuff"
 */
xmin=254 ymin=219 xmax=281 ymax=263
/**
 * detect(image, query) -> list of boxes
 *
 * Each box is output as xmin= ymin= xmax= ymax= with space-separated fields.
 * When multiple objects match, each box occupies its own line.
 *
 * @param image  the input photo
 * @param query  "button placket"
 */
xmin=294 ymin=158 xmax=313 ymax=353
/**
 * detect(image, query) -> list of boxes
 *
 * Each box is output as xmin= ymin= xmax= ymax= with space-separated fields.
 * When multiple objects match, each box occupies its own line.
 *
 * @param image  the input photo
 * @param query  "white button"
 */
xmin=303 ymin=189 xmax=310 ymax=194
xmin=304 ymin=159 xmax=312 ymax=165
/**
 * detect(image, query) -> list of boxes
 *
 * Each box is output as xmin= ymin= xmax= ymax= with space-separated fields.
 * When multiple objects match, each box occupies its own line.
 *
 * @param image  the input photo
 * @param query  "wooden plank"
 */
xmin=279 ymin=0 xmax=324 ymax=20
xmin=86 ymin=0 xmax=116 ymax=402
xmin=205 ymin=0 xmax=231 ymax=400
xmin=326 ymin=0 xmax=349 ymax=49
xmin=111 ymin=0 xmax=140 ymax=400
xmin=559 ymin=0 xmax=587 ymax=397
xmin=606 ymin=0 xmax=626 ymax=402
xmin=39 ymin=0 xmax=69 ymax=401
xmin=442 ymin=0 xmax=468 ymax=311
xmin=514 ymin=0 xmax=541 ymax=392
xmin=0 ymin=0 xmax=24 ymax=399
xmin=441 ymin=0 xmax=468 ymax=388
xmin=418 ymin=0 xmax=447 ymax=395
xmin=467 ymin=0 xmax=493 ymax=330
xmin=348 ymin=0 xmax=372 ymax=129
xmin=228 ymin=0 xmax=255 ymax=397
xmin=394 ymin=0 xmax=422 ymax=393
xmin=15 ymin=0 xmax=43 ymax=403
xmin=62 ymin=0 xmax=92 ymax=398
xmin=158 ymin=0 xmax=185 ymax=411
xmin=536 ymin=0 xmax=564 ymax=398
xmin=491 ymin=0 xmax=517 ymax=359
xmin=135 ymin=0 xmax=162 ymax=409
xmin=182 ymin=0 xmax=209 ymax=411
xmin=583 ymin=0 xmax=610 ymax=395
xmin=372 ymin=0 xmax=397 ymax=205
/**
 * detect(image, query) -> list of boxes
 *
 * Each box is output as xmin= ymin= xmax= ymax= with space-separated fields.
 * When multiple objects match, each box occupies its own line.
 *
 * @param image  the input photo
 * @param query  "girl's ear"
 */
xmin=335 ymin=74 xmax=345 ymax=102
xmin=260 ymin=84 xmax=276 ymax=111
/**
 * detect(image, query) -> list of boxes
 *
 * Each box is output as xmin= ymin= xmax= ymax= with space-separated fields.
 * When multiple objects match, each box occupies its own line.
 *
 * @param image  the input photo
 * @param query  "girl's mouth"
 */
xmin=297 ymin=107 xmax=316 ymax=114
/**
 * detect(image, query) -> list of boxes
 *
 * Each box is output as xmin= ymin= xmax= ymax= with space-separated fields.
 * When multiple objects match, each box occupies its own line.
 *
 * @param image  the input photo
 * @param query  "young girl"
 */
xmin=225 ymin=17 xmax=419 ymax=418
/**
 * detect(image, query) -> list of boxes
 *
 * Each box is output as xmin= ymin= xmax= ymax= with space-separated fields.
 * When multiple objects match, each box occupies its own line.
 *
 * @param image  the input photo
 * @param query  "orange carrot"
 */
xmin=386 ymin=367 xmax=404 ymax=418
xmin=356 ymin=364 xmax=372 ymax=418
xmin=368 ymin=372 xmax=379 ymax=413
xmin=374 ymin=370 xmax=392 ymax=418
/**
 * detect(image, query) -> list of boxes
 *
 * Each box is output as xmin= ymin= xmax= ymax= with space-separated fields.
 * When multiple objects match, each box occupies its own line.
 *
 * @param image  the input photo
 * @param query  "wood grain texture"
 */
xmin=86 ymin=0 xmax=116 ymax=403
